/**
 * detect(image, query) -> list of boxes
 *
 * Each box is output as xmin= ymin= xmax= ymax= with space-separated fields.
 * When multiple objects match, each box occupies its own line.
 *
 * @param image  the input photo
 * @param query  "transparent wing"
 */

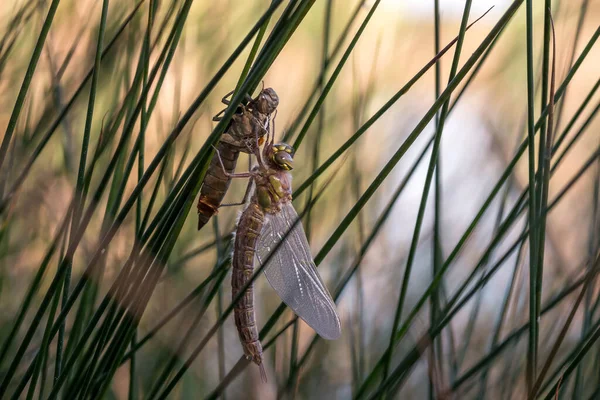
xmin=256 ymin=203 xmax=341 ymax=340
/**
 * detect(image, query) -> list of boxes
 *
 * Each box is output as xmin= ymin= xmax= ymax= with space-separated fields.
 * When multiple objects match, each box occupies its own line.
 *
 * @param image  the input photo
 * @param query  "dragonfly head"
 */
xmin=254 ymin=88 xmax=279 ymax=115
xmin=267 ymin=143 xmax=294 ymax=171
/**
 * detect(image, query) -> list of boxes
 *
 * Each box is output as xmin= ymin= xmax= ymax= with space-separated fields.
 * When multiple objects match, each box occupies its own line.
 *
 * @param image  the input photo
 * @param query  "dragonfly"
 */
xmin=214 ymin=123 xmax=341 ymax=381
xmin=196 ymin=87 xmax=279 ymax=231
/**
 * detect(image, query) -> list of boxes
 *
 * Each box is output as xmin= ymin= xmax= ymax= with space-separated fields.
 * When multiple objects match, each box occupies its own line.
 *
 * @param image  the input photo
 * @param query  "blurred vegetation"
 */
xmin=0 ymin=0 xmax=600 ymax=398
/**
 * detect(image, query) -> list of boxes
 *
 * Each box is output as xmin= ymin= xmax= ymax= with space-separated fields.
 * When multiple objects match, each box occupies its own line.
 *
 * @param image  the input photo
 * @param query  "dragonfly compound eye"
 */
xmin=273 ymin=150 xmax=294 ymax=170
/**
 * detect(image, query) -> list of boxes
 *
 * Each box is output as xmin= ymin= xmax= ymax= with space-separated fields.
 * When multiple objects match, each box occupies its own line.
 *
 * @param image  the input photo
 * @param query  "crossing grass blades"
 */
xmin=214 ymin=117 xmax=341 ymax=382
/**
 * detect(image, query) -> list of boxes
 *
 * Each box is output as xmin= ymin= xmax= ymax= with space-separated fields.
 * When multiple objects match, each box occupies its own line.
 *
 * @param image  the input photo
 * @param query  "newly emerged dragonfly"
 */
xmin=196 ymin=87 xmax=279 ymax=231
xmin=215 ymin=125 xmax=341 ymax=380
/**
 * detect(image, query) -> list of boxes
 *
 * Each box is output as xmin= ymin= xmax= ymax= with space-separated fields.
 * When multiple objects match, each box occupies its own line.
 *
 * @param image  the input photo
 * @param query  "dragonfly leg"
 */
xmin=221 ymin=90 xmax=252 ymax=106
xmin=253 ymin=124 xmax=268 ymax=170
xmin=212 ymin=108 xmax=226 ymax=122
xmin=266 ymin=110 xmax=277 ymax=147
xmin=220 ymin=89 xmax=235 ymax=105
xmin=213 ymin=146 xmax=253 ymax=179
xmin=221 ymin=177 xmax=254 ymax=207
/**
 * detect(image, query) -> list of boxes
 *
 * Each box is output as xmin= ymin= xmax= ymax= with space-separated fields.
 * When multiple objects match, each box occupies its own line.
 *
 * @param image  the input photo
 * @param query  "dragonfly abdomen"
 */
xmin=196 ymin=141 xmax=239 ymax=230
xmin=232 ymin=203 xmax=265 ymax=370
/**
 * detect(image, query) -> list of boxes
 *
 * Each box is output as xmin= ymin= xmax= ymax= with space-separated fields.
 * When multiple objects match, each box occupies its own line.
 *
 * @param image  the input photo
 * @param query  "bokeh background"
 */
xmin=1 ymin=0 xmax=600 ymax=398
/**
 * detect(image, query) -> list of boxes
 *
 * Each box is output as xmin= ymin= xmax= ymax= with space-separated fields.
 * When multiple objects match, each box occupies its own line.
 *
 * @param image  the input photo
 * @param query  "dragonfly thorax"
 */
xmin=255 ymin=170 xmax=292 ymax=212
xmin=223 ymin=111 xmax=269 ymax=154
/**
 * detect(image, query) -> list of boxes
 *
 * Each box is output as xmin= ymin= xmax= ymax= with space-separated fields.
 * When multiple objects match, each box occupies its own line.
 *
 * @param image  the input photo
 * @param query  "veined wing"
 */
xmin=256 ymin=202 xmax=341 ymax=340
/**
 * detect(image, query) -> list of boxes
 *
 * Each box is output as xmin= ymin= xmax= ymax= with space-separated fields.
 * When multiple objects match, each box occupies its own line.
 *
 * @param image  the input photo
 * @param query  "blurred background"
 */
xmin=1 ymin=0 xmax=600 ymax=398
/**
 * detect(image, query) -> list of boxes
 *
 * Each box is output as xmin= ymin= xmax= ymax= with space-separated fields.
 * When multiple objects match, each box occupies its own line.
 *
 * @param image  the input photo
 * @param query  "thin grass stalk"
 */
xmin=145 ymin=256 xmax=230 ymax=400
xmin=164 ymin=237 xmax=221 ymax=278
xmin=540 ymin=312 xmax=600 ymax=397
xmin=283 ymin=0 xmax=367 ymax=142
xmin=529 ymin=13 xmax=557 ymax=396
xmin=243 ymin=0 xmax=316 ymax=99
xmin=533 ymin=6 xmax=556 ymax=390
xmin=212 ymin=217 xmax=227 ymax=399
xmin=430 ymin=0 xmax=444 ymax=393
xmin=64 ymin=156 xmax=208 ymax=398
xmin=130 ymin=3 xmax=156 ymax=399
xmin=537 ymin=1 xmax=553 ymax=212
xmin=44 ymin=33 xmax=79 ymax=176
xmin=56 ymin=0 xmax=110 ymax=387
xmin=9 ymin=222 xmax=68 ymax=399
xmin=23 ymin=258 xmax=63 ymax=400
xmin=451 ymin=261 xmax=599 ymax=396
xmin=386 ymin=146 xmax=600 ymax=397
xmin=292 ymin=0 xmax=381 ymax=150
xmin=54 ymin=0 xmax=176 ymax=368
xmin=37 ymin=281 xmax=63 ymax=400
xmin=529 ymin=259 xmax=598 ymax=398
xmin=118 ymin=268 xmax=225 ymax=364
xmin=525 ymin=0 xmax=539 ymax=389
xmin=347 ymin=33 xmax=381 ymax=390
xmin=478 ymin=235 xmax=527 ymax=395
xmin=578 ymin=131 xmax=600 ymax=396
xmin=66 ymin=168 xmax=207 ymax=397
xmin=172 ymin=129 xmax=192 ymax=183
xmin=0 ymin=0 xmax=195 ymax=392
xmin=455 ymin=117 xmax=526 ymax=375
xmin=233 ymin=1 xmax=274 ymax=93
xmin=553 ymin=0 xmax=589 ymax=134
xmin=356 ymin=44 xmax=599 ymax=396
xmin=0 ymin=0 xmax=60 ymax=172
xmin=140 ymin=149 xmax=173 ymax=234
xmin=287 ymin=1 xmax=334 ymax=396
xmin=294 ymin=8 xmax=493 ymax=198
xmin=304 ymin=0 xmax=332 ymax=248
xmin=0 ymin=201 xmax=73 ymax=370
xmin=0 ymin=0 xmax=146 ymax=213
xmin=382 ymin=0 xmax=472 ymax=382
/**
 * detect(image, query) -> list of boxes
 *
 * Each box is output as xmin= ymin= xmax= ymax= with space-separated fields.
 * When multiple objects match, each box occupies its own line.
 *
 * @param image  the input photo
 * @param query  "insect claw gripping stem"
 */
xmin=253 ymin=127 xmax=267 ymax=170
xmin=220 ymin=89 xmax=235 ymax=105
xmin=212 ymin=145 xmax=253 ymax=179
xmin=211 ymin=145 xmax=231 ymax=177
xmin=212 ymin=108 xmax=225 ymax=122
xmin=221 ymin=177 xmax=254 ymax=208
